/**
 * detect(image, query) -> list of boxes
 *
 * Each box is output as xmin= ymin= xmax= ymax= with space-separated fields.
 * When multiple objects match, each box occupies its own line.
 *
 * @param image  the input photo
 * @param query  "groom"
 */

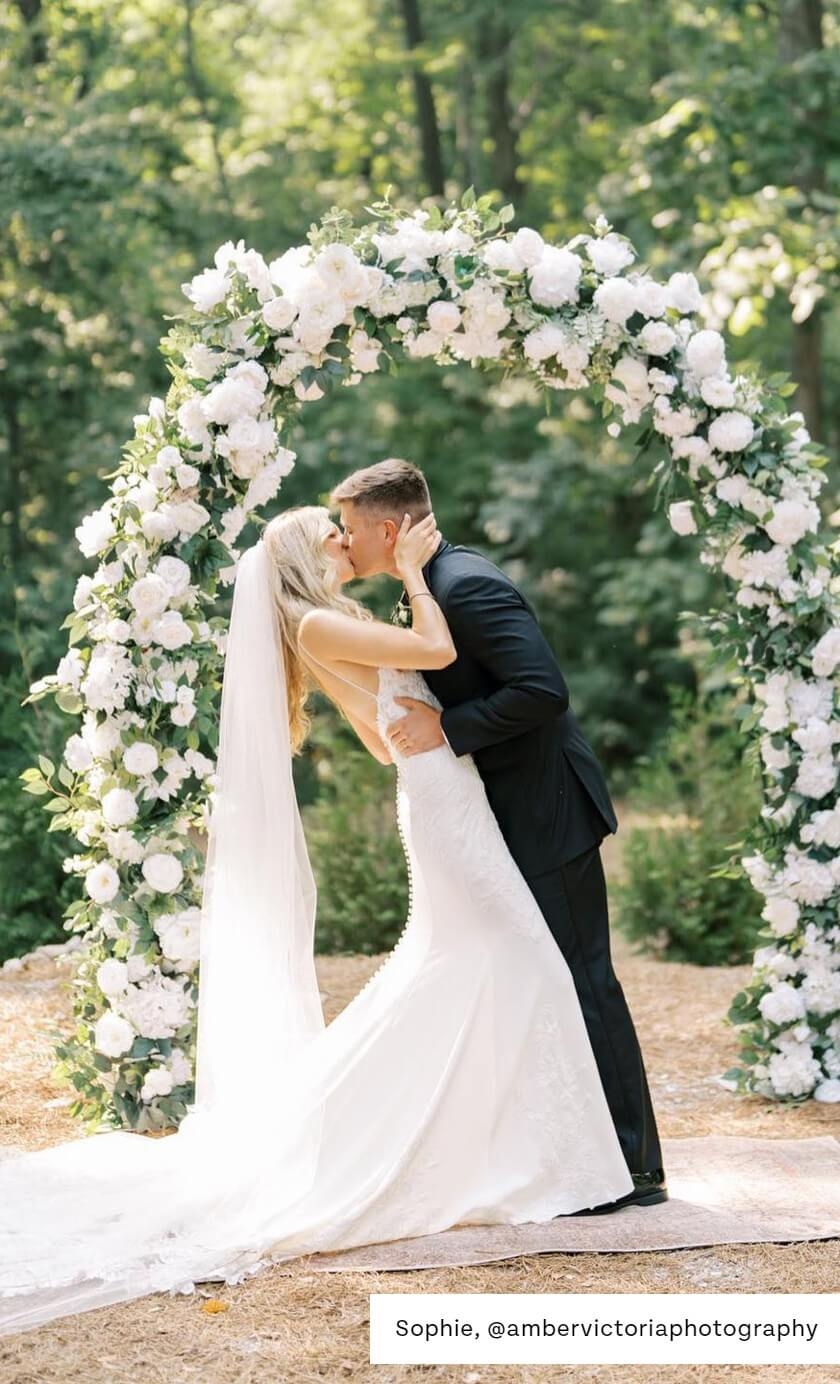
xmin=330 ymin=458 xmax=667 ymax=1213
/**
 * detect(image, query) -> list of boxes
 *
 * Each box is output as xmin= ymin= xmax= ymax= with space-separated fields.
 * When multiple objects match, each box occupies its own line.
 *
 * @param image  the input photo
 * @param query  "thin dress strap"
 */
xmin=301 ymin=646 xmax=379 ymax=703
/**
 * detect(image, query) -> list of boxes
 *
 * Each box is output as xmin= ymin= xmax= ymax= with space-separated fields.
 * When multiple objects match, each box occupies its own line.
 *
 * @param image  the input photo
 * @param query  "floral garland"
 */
xmin=22 ymin=190 xmax=840 ymax=1131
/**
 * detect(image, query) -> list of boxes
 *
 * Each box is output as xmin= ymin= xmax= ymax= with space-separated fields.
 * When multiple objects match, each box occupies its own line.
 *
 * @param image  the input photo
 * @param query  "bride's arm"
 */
xmin=299 ymin=515 xmax=457 ymax=672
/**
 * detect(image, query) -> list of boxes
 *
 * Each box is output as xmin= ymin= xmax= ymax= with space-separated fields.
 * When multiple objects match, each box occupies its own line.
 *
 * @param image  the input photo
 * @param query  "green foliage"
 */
xmin=0 ymin=668 xmax=77 ymax=965
xmin=299 ymin=706 xmax=409 ymax=955
xmin=613 ymin=680 xmax=764 ymax=966
xmin=2 ymin=0 xmax=838 ymax=972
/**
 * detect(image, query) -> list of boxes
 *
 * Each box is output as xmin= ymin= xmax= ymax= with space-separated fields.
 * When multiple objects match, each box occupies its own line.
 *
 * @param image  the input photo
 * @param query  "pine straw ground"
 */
xmin=1 ymin=812 xmax=838 ymax=1384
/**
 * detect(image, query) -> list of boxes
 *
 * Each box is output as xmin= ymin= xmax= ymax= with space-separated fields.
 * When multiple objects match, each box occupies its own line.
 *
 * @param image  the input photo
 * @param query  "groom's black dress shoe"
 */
xmin=557 ymin=1168 xmax=669 ymax=1218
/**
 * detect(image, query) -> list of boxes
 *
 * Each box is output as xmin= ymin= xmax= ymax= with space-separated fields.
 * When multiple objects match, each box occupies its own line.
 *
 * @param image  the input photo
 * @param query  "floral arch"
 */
xmin=22 ymin=191 xmax=840 ymax=1132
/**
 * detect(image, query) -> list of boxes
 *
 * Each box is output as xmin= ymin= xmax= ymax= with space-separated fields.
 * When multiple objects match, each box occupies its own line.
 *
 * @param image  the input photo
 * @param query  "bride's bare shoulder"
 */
xmin=298 ymin=607 xmax=367 ymax=652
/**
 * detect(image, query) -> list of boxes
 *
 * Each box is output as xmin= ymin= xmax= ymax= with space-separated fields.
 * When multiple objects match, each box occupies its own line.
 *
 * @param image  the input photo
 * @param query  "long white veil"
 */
xmin=0 ymin=539 xmax=329 ymax=1331
xmin=193 ymin=538 xmax=325 ymax=1113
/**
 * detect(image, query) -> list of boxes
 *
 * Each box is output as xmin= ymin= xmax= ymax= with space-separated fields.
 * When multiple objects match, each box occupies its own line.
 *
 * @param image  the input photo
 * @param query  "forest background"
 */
xmin=1 ymin=0 xmax=838 ymax=961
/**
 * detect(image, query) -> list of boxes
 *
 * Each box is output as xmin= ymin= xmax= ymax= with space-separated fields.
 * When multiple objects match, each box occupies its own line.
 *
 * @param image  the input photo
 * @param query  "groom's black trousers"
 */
xmin=524 ymin=844 xmax=662 ymax=1177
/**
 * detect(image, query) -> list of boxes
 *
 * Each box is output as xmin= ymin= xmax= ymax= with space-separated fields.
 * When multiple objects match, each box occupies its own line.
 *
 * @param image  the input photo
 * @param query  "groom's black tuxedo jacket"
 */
xmin=415 ymin=540 xmax=618 ymax=874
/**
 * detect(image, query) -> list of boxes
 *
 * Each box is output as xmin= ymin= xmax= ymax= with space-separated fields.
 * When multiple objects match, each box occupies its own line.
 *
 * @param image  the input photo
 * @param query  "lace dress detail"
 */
xmin=0 ymin=665 xmax=634 ymax=1335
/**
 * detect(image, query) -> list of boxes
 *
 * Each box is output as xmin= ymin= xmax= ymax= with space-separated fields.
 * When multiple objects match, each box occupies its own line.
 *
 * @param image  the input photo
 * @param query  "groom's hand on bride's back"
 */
xmin=386 ymin=697 xmax=446 ymax=755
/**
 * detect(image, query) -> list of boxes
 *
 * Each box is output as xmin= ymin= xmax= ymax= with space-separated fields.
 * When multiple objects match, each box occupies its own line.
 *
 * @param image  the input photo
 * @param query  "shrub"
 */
xmin=613 ymin=682 xmax=763 ymax=966
xmin=299 ymin=705 xmax=408 ymax=955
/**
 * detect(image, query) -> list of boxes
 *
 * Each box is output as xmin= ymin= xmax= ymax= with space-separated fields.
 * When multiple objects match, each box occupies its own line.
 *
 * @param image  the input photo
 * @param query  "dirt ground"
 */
xmin=0 ymin=810 xmax=838 ymax=1384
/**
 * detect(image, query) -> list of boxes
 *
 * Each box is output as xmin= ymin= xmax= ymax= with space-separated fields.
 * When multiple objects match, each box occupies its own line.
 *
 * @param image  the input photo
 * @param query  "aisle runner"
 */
xmin=306 ymin=1136 xmax=840 ymax=1272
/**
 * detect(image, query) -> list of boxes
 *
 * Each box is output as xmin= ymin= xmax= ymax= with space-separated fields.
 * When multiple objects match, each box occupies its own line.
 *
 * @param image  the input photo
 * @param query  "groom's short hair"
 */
xmin=330 ymin=458 xmax=431 ymax=521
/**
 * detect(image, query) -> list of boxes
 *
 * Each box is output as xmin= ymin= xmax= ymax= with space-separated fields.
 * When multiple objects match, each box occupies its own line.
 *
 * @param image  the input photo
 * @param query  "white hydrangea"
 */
xmin=707 ymin=411 xmax=755 ymax=453
xmin=761 ymin=896 xmax=800 ymax=937
xmin=528 ymin=246 xmax=582 ymax=308
xmin=120 ymin=974 xmax=191 ymax=1039
xmin=685 ymin=329 xmax=727 ymax=378
xmin=587 ymin=232 xmax=635 ymax=277
xmin=594 ymin=277 xmax=637 ymax=325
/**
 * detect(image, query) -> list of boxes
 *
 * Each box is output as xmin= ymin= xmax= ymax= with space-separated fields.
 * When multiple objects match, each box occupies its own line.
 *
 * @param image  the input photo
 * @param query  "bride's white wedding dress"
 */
xmin=0 ymin=662 xmax=633 ymax=1336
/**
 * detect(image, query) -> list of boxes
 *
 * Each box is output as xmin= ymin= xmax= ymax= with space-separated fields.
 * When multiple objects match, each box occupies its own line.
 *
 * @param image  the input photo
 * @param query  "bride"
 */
xmin=0 ymin=504 xmax=633 ymax=1335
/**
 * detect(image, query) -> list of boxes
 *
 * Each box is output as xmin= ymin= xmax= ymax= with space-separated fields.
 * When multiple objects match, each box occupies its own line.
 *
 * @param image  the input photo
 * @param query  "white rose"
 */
xmin=794 ymin=755 xmax=838 ymax=800
xmin=668 ymin=501 xmax=698 ymax=536
xmin=700 ymin=376 xmax=737 ymax=408
xmin=523 ymin=323 xmax=566 ymax=363
xmin=792 ymin=718 xmax=834 ymax=755
xmin=262 ymin=296 xmax=298 ymax=331
xmin=216 ymin=417 xmax=277 ymax=480
xmin=666 ymin=271 xmax=704 ymax=314
xmin=64 ymin=734 xmax=94 ymax=773
xmin=128 ymin=575 xmax=170 ymax=618
xmin=142 ymin=852 xmax=184 ymax=894
xmin=685 ymin=329 xmax=727 ymax=378
xmin=633 ymin=278 xmax=669 ymax=318
xmin=814 ymin=1079 xmax=840 ymax=1103
xmin=427 ymin=300 xmax=461 ymax=335
xmin=801 ymin=807 xmax=840 ymax=849
xmin=75 ymin=506 xmax=116 ymax=558
xmin=509 ymin=227 xmax=545 ymax=268
xmin=85 ymin=861 xmax=120 ymax=903
xmin=57 ymin=649 xmax=85 ymax=689
xmin=168 ymin=499 xmax=210 ymax=538
xmin=764 ymin=498 xmax=820 ymax=548
xmin=810 ymin=628 xmax=840 ymax=678
xmin=594 ymin=277 xmax=637 ymax=324
xmin=101 ymin=788 xmax=139 ymax=828
xmin=638 ymin=321 xmax=677 ymax=356
xmin=94 ymin=1011 xmax=135 ymax=1058
xmin=170 ymin=698 xmax=196 ymax=726
xmin=152 ymin=556 xmax=192 ymax=600
xmin=182 ymin=266 xmax=228 ymax=314
xmin=707 ymin=411 xmax=755 ymax=453
xmin=123 ymin=742 xmax=159 ymax=777
xmin=587 ymin=232 xmax=635 ymax=277
xmin=528 ymin=246 xmax=581 ymax=308
xmin=155 ymin=906 xmax=201 ymax=967
xmin=141 ymin=510 xmax=180 ymax=544
xmin=151 ymin=610 xmax=193 ymax=651
xmin=176 ymin=397 xmax=211 ymax=447
xmin=96 ymin=958 xmax=129 ymax=997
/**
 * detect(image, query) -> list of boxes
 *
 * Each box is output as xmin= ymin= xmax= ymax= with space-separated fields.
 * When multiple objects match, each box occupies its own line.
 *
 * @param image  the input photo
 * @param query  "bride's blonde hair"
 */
xmin=263 ymin=505 xmax=371 ymax=752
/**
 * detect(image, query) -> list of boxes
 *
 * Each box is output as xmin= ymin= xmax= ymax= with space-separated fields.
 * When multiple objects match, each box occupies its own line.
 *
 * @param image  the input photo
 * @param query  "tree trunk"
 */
xmin=778 ymin=0 xmax=825 ymax=439
xmin=478 ymin=16 xmax=525 ymax=205
xmin=395 ymin=0 xmax=446 ymax=198
xmin=184 ymin=0 xmax=235 ymax=216
xmin=14 ymin=0 xmax=47 ymax=66
xmin=455 ymin=55 xmax=481 ymax=191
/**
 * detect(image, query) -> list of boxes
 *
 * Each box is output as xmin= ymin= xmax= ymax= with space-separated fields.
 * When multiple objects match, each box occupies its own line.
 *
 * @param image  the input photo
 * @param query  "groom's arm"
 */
xmin=438 ymin=573 xmax=570 ymax=756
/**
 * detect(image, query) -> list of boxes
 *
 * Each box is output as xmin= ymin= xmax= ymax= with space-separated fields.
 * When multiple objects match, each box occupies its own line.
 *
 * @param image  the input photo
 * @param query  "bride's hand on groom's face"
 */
xmin=387 ymin=698 xmax=446 ymax=755
xmin=393 ymin=513 xmax=440 ymax=574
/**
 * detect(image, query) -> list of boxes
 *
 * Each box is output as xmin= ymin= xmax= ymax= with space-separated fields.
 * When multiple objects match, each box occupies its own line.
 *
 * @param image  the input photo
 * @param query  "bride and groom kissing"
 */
xmin=304 ymin=456 xmax=667 ymax=1214
xmin=0 ymin=457 xmax=666 ymax=1335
